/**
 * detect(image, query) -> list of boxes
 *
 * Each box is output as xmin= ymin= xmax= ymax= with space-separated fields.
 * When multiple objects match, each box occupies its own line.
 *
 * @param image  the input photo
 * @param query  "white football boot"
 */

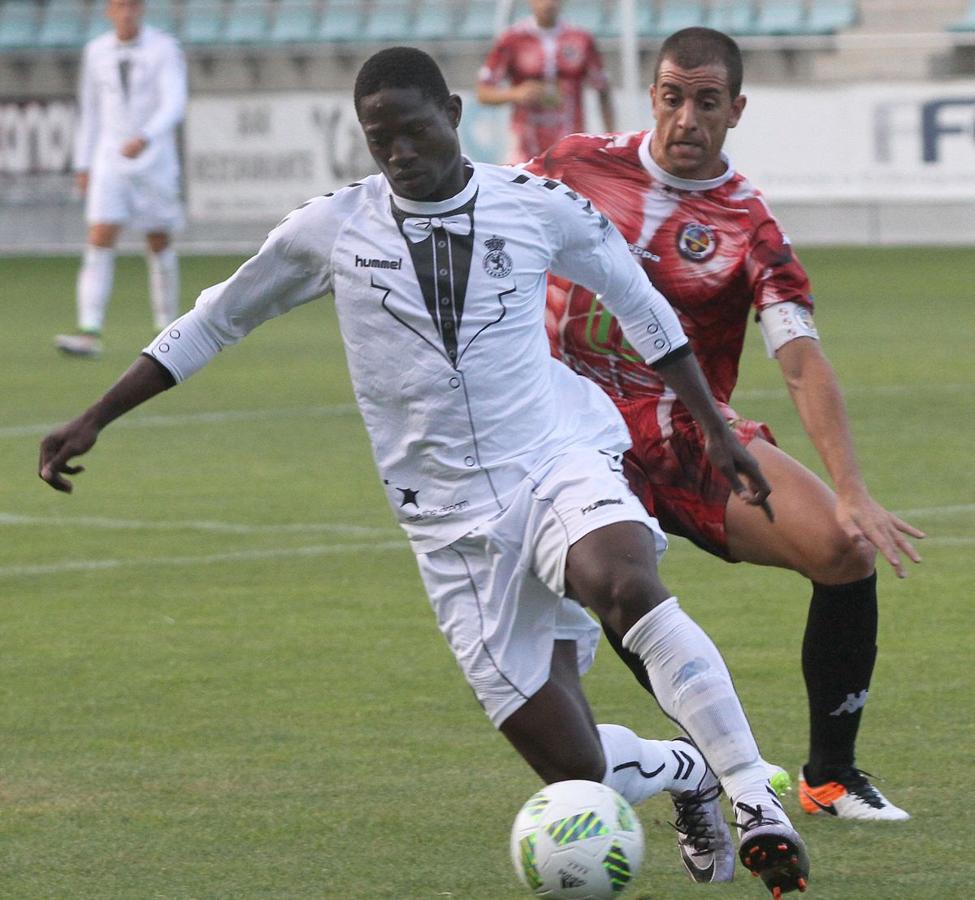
xmin=669 ymin=737 xmax=736 ymax=883
xmin=798 ymin=766 xmax=910 ymax=821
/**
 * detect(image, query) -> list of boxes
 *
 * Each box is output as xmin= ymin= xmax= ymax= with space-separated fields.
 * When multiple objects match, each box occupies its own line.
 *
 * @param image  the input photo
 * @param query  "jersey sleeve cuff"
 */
xmin=649 ymin=341 xmax=693 ymax=370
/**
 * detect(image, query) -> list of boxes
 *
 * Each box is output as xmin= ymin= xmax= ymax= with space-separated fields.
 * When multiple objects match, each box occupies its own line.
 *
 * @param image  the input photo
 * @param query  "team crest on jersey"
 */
xmin=677 ymin=222 xmax=717 ymax=261
xmin=483 ymin=235 xmax=513 ymax=278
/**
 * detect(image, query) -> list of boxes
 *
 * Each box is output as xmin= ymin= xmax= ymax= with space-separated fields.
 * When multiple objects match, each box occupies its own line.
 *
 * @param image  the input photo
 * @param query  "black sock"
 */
xmin=601 ymin=621 xmax=655 ymax=696
xmin=802 ymin=572 xmax=878 ymax=784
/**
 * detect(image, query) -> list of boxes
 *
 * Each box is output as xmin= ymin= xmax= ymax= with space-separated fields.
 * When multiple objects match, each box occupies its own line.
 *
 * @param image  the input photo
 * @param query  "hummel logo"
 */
xmin=355 ymin=254 xmax=402 ymax=269
xmin=829 ymin=690 xmax=868 ymax=716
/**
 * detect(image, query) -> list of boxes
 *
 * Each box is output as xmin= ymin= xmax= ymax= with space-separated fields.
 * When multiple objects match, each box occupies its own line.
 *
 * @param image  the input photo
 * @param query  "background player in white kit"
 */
xmin=56 ymin=0 xmax=187 ymax=359
xmin=39 ymin=48 xmax=810 ymax=894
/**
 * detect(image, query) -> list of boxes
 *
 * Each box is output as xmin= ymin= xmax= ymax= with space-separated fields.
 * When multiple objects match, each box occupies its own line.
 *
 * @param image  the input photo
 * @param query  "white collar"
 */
xmin=637 ymin=131 xmax=735 ymax=191
xmin=389 ymin=159 xmax=478 ymax=215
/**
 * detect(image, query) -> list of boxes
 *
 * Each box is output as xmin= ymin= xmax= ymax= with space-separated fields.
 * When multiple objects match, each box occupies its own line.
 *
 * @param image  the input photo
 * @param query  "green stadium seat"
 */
xmin=223 ymin=0 xmax=272 ymax=43
xmin=182 ymin=0 xmax=226 ymax=44
xmin=270 ymin=1 xmax=319 ymax=43
xmin=363 ymin=0 xmax=414 ymax=42
xmin=145 ymin=0 xmax=178 ymax=35
xmin=316 ymin=0 xmax=363 ymax=42
xmin=752 ymin=0 xmax=805 ymax=35
xmin=455 ymin=0 xmax=501 ymax=40
xmin=707 ymin=1 xmax=757 ymax=35
xmin=412 ymin=0 xmax=453 ymax=40
xmin=805 ymin=0 xmax=858 ymax=33
xmin=0 ymin=0 xmax=40 ymax=50
xmin=563 ymin=0 xmax=617 ymax=38
xmin=651 ymin=0 xmax=706 ymax=37
xmin=36 ymin=0 xmax=90 ymax=49
xmin=948 ymin=0 xmax=975 ymax=31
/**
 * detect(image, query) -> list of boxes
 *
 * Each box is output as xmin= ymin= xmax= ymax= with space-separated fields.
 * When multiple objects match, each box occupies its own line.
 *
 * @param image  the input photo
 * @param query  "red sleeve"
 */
xmin=583 ymin=34 xmax=610 ymax=91
xmin=744 ymin=198 xmax=813 ymax=315
xmin=478 ymin=31 xmax=514 ymax=86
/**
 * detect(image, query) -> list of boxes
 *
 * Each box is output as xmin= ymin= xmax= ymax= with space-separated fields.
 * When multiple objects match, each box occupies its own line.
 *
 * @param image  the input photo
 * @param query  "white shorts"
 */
xmin=86 ymin=163 xmax=183 ymax=232
xmin=415 ymin=447 xmax=667 ymax=728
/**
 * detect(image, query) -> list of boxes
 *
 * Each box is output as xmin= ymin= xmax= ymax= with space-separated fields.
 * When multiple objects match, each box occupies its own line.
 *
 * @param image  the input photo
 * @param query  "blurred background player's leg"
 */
xmin=56 ymin=222 xmax=120 ymax=358
xmin=146 ymin=232 xmax=179 ymax=330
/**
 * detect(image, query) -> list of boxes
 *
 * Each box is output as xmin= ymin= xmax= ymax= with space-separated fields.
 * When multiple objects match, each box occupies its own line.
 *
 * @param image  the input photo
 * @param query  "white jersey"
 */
xmin=73 ymin=24 xmax=186 ymax=178
xmin=145 ymin=161 xmax=688 ymax=550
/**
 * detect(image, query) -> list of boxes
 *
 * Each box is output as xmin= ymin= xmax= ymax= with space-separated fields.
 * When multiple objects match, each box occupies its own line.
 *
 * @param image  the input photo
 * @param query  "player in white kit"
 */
xmin=56 ymin=0 xmax=187 ymax=358
xmin=39 ymin=48 xmax=810 ymax=894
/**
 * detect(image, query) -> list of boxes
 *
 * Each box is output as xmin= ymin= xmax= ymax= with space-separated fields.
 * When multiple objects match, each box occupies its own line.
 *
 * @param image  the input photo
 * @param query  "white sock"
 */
xmin=598 ymin=724 xmax=704 ymax=805
xmin=76 ymin=245 xmax=115 ymax=333
xmin=147 ymin=246 xmax=179 ymax=328
xmin=621 ymin=597 xmax=761 ymax=781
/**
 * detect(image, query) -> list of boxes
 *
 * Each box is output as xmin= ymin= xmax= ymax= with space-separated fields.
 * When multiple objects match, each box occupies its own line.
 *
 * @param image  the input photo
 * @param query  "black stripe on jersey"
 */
xmin=392 ymin=195 xmax=475 ymax=367
xmin=511 ymin=173 xmax=530 ymax=184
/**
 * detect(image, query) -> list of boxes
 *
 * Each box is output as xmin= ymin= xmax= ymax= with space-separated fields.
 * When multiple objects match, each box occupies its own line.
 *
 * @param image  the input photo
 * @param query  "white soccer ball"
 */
xmin=510 ymin=780 xmax=645 ymax=899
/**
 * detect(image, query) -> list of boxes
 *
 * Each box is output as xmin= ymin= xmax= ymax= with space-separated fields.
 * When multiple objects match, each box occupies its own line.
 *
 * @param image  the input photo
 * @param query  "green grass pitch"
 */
xmin=1 ymin=247 xmax=973 ymax=898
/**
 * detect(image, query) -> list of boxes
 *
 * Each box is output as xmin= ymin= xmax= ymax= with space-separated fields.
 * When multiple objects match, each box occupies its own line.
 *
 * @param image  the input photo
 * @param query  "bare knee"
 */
xmin=87 ymin=223 xmax=119 ymax=248
xmin=805 ymin=530 xmax=876 ymax=584
xmin=146 ymin=231 xmax=170 ymax=253
xmin=587 ymin=565 xmax=669 ymax=634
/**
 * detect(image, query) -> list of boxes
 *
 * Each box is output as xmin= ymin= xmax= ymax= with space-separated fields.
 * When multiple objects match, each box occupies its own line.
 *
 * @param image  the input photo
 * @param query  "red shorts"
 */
xmin=617 ymin=395 xmax=776 ymax=561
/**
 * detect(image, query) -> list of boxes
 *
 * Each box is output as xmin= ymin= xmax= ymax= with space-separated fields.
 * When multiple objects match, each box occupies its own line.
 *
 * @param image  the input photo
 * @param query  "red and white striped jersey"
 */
xmin=478 ymin=17 xmax=610 ymax=162
xmin=526 ymin=130 xmax=813 ymax=403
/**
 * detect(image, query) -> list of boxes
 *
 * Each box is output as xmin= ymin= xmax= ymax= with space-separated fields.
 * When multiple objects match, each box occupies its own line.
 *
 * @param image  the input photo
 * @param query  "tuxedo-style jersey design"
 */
xmin=478 ymin=17 xmax=610 ymax=162
xmin=527 ymin=131 xmax=813 ymax=403
xmin=145 ymin=161 xmax=688 ymax=550
xmin=73 ymin=24 xmax=186 ymax=178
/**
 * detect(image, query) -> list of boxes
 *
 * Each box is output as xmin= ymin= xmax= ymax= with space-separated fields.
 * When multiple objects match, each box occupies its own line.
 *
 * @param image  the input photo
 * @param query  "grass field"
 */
xmin=1 ymin=247 xmax=973 ymax=899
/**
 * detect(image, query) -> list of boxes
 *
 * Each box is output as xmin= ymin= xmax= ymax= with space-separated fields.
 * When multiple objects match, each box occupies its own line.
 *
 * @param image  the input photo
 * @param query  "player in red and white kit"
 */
xmin=476 ymin=0 xmax=614 ymax=162
xmin=527 ymin=27 xmax=925 ymax=822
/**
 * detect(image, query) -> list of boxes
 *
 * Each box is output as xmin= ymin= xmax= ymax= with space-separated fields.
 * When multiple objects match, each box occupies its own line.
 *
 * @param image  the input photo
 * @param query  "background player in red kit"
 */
xmin=526 ymin=27 xmax=925 ymax=821
xmin=476 ymin=0 xmax=615 ymax=162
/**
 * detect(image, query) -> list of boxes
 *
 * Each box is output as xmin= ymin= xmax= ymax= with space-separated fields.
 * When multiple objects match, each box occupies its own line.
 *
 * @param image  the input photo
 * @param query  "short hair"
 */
xmin=654 ymin=28 xmax=744 ymax=98
xmin=353 ymin=47 xmax=450 ymax=115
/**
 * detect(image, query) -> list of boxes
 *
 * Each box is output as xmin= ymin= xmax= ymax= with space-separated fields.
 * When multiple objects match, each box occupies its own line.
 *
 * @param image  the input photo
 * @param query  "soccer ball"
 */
xmin=510 ymin=780 xmax=645 ymax=898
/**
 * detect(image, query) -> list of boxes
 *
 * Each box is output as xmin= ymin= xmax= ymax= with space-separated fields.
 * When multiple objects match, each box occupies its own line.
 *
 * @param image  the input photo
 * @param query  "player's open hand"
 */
xmin=38 ymin=416 xmax=100 ymax=493
xmin=705 ymin=431 xmax=774 ymax=522
xmin=836 ymin=491 xmax=924 ymax=578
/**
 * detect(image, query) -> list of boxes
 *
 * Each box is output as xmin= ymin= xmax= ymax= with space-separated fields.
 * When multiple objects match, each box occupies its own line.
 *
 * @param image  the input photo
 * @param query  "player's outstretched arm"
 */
xmin=655 ymin=349 xmax=773 ymax=518
xmin=776 ymin=337 xmax=925 ymax=577
xmin=38 ymin=355 xmax=175 ymax=493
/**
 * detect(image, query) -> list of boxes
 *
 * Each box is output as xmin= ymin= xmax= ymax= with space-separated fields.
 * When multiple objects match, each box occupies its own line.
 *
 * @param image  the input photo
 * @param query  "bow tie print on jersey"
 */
xmin=402 ymin=214 xmax=472 ymax=243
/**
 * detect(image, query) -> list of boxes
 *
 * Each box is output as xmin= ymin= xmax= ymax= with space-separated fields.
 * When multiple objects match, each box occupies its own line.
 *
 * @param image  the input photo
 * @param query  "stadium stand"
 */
xmin=708 ymin=0 xmax=757 ymax=33
xmin=413 ymin=0 xmax=455 ymax=41
xmin=316 ymin=0 xmax=363 ymax=43
xmin=223 ymin=0 xmax=273 ymax=44
xmin=363 ymin=0 xmax=414 ymax=42
xmin=752 ymin=0 xmax=807 ymax=35
xmin=455 ymin=0 xmax=503 ymax=41
xmin=0 ymin=0 xmax=39 ymax=50
xmin=949 ymin=0 xmax=975 ymax=30
xmin=36 ymin=0 xmax=89 ymax=49
xmin=181 ymin=0 xmax=226 ymax=45
xmin=805 ymin=0 xmax=859 ymax=34
xmin=651 ymin=0 xmax=707 ymax=36
xmin=270 ymin=1 xmax=319 ymax=43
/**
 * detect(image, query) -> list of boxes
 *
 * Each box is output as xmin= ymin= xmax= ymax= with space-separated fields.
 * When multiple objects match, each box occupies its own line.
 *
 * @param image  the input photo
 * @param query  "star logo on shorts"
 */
xmin=397 ymin=487 xmax=420 ymax=508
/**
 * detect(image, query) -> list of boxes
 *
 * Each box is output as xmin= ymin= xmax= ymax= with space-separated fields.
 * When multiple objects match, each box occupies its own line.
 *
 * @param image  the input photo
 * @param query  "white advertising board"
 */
xmin=185 ymin=82 xmax=975 ymax=222
xmin=726 ymin=82 xmax=975 ymax=202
